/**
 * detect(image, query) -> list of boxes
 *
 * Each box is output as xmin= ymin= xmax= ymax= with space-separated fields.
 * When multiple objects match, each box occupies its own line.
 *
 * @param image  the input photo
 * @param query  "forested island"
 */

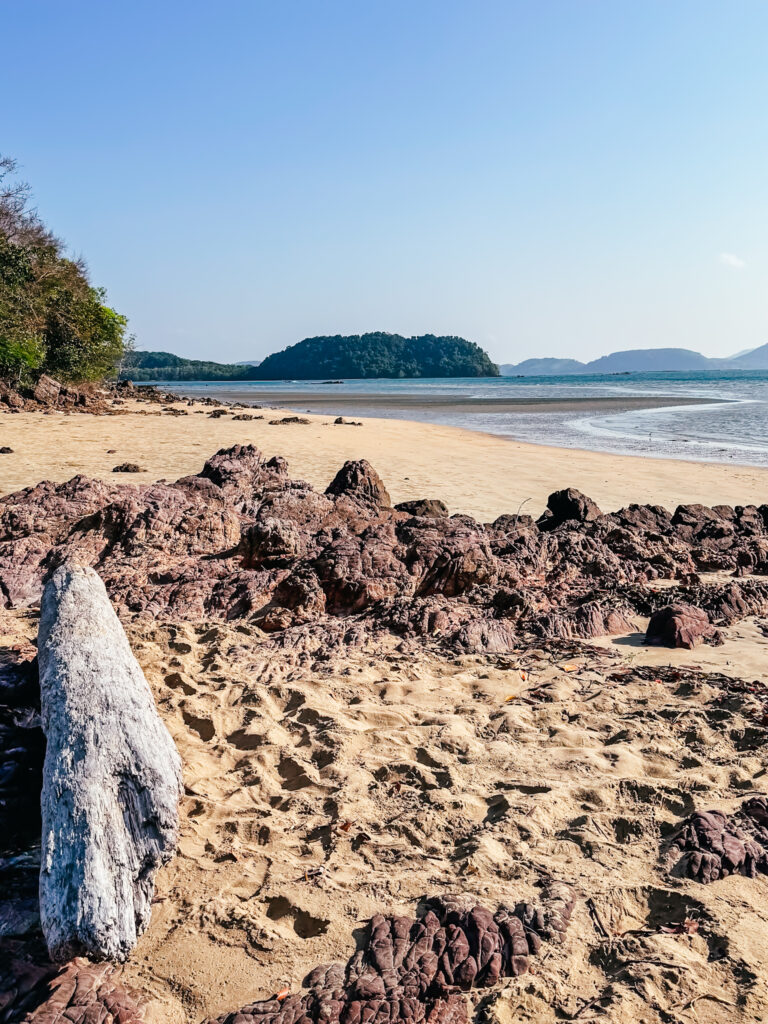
xmin=124 ymin=334 xmax=499 ymax=381
xmin=255 ymin=333 xmax=499 ymax=379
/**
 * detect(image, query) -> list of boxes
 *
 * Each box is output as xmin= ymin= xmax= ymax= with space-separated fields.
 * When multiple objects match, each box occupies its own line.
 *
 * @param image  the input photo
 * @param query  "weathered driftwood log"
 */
xmin=38 ymin=564 xmax=182 ymax=962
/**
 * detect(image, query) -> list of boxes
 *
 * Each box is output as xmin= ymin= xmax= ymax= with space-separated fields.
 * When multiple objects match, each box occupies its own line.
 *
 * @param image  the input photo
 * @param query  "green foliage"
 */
xmin=0 ymin=335 xmax=44 ymax=377
xmin=256 ymin=333 xmax=499 ymax=380
xmin=123 ymin=350 xmax=258 ymax=381
xmin=123 ymin=334 xmax=499 ymax=383
xmin=0 ymin=156 xmax=129 ymax=384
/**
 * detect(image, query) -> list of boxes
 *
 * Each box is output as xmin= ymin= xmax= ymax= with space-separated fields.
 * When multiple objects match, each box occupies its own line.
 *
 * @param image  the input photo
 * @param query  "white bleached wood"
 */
xmin=38 ymin=564 xmax=182 ymax=962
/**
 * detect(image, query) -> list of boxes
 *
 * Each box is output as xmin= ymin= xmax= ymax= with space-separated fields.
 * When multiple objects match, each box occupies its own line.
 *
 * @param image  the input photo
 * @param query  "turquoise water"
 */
xmin=153 ymin=370 xmax=768 ymax=468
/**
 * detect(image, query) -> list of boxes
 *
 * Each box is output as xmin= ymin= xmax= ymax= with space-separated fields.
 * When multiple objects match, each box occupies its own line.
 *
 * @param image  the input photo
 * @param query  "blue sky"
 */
xmin=3 ymin=1 xmax=766 ymax=363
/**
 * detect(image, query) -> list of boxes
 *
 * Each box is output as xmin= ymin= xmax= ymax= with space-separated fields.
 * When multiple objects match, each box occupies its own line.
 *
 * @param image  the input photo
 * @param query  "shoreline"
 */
xmin=1 ymin=399 xmax=767 ymax=520
xmin=146 ymin=386 xmax=717 ymax=415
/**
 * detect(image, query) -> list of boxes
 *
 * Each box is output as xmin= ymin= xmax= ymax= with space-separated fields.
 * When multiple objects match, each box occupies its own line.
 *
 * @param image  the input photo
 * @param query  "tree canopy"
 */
xmin=123 ymin=350 xmax=259 ymax=381
xmin=0 ymin=156 xmax=128 ymax=383
xmin=256 ymin=333 xmax=499 ymax=380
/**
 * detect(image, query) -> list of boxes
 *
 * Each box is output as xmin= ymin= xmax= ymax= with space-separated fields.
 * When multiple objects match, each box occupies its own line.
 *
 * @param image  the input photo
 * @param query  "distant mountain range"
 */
xmin=499 ymin=344 xmax=768 ymax=376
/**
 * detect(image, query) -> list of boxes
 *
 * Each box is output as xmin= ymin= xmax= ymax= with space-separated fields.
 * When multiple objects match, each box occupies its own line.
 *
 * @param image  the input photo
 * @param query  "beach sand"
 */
xmin=4 ymin=402 xmax=768 ymax=1023
xmin=0 ymin=400 xmax=765 ymax=520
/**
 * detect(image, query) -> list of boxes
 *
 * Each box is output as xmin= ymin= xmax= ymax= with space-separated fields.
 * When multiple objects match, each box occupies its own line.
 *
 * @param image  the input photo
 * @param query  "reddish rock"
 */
xmin=395 ymin=499 xmax=449 ymax=519
xmin=1 ymin=959 xmax=145 ymax=1024
xmin=326 ymin=459 xmax=391 ymax=507
xmin=32 ymin=377 xmax=61 ymax=407
xmin=645 ymin=603 xmax=720 ymax=649
xmin=537 ymin=488 xmax=602 ymax=531
xmin=0 ymin=447 xmax=765 ymax=652
xmin=206 ymin=889 xmax=573 ymax=1024
xmin=669 ymin=796 xmax=768 ymax=883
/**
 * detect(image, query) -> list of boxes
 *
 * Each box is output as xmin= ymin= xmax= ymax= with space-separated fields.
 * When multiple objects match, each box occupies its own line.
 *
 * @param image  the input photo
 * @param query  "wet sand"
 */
xmin=158 ymin=387 xmax=713 ymax=416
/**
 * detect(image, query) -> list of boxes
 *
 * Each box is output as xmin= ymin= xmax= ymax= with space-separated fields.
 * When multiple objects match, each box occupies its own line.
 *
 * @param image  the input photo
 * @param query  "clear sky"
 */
xmin=3 ymin=1 xmax=766 ymax=364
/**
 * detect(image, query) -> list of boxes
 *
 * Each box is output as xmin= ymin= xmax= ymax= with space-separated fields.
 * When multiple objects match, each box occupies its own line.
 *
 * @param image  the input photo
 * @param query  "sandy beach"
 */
xmin=5 ymin=398 xmax=768 ymax=1024
xmin=0 ymin=399 xmax=766 ymax=520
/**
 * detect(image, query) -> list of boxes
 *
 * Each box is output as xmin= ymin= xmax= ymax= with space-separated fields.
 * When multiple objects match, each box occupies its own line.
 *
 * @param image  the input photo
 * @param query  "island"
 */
xmin=255 ymin=332 xmax=499 ymax=379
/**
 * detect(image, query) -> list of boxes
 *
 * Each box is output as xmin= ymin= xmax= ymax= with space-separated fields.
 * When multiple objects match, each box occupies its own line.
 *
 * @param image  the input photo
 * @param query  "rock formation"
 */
xmin=37 ymin=565 xmax=182 ymax=962
xmin=208 ymin=888 xmax=575 ymax=1024
xmin=0 ymin=446 xmax=766 ymax=653
xmin=669 ymin=796 xmax=768 ymax=883
xmin=645 ymin=602 xmax=721 ymax=648
xmin=1 ymin=959 xmax=145 ymax=1024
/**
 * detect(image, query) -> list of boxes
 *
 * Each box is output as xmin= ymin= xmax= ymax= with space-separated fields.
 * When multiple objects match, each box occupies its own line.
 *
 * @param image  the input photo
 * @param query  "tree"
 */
xmin=0 ymin=155 xmax=129 ymax=384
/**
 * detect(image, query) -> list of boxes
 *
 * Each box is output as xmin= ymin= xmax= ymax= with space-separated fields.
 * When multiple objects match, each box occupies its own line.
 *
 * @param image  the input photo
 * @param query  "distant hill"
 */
xmin=256 ymin=333 xmax=499 ymax=380
xmin=500 ymin=358 xmax=585 ymax=376
xmin=501 ymin=345 xmax=768 ymax=375
xmin=123 ymin=350 xmax=258 ymax=382
xmin=585 ymin=347 xmax=711 ymax=373
xmin=730 ymin=343 xmax=768 ymax=369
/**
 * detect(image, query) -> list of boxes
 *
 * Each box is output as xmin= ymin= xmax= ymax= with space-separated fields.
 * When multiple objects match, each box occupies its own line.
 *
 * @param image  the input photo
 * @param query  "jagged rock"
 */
xmin=269 ymin=416 xmax=310 ymax=425
xmin=395 ymin=500 xmax=449 ymax=519
xmin=645 ymin=603 xmax=720 ymax=649
xmin=326 ymin=459 xmax=392 ymax=507
xmin=1 ymin=959 xmax=145 ymax=1024
xmin=668 ymin=797 xmax=768 ymax=883
xmin=207 ymin=891 xmax=574 ymax=1024
xmin=37 ymin=565 xmax=182 ymax=962
xmin=537 ymin=488 xmax=602 ymax=531
xmin=0 ymin=447 xmax=13 ymax=454
xmin=0 ymin=446 xmax=766 ymax=651
xmin=111 ymin=463 xmax=144 ymax=473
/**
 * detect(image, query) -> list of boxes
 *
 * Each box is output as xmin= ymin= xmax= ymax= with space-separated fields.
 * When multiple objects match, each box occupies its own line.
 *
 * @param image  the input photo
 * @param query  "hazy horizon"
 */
xmin=4 ymin=1 xmax=767 ymax=365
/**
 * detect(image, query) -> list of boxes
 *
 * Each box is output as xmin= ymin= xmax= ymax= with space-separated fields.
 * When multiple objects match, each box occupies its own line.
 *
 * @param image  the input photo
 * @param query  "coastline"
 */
xmin=1 ymin=398 xmax=766 ymax=519
xmin=148 ymin=387 xmax=716 ymax=415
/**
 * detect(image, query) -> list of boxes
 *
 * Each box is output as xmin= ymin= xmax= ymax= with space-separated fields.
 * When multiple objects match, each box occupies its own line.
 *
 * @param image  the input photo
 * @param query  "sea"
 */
xmin=154 ymin=369 xmax=768 ymax=469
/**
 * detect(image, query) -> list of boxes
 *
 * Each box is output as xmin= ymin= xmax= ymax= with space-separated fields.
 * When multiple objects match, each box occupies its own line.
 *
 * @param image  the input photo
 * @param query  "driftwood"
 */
xmin=38 ymin=564 xmax=182 ymax=962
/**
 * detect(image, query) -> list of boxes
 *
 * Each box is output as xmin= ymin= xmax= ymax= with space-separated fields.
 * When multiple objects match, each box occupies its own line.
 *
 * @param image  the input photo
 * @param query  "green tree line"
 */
xmin=256 ymin=333 xmax=499 ymax=379
xmin=0 ymin=156 xmax=128 ymax=384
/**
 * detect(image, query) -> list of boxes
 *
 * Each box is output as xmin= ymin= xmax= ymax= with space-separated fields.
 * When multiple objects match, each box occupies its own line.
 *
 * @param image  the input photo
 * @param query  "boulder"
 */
xmin=537 ymin=488 xmax=602 ymax=531
xmin=38 ymin=565 xmax=182 ymax=962
xmin=645 ymin=603 xmax=719 ymax=649
xmin=33 ymin=376 xmax=61 ymax=406
xmin=207 ymin=890 xmax=573 ymax=1024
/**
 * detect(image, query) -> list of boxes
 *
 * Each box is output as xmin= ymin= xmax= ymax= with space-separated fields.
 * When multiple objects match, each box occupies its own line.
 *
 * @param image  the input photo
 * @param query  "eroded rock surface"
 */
xmin=208 ymin=889 xmax=574 ymax=1024
xmin=0 ymin=446 xmax=766 ymax=653
xmin=669 ymin=796 xmax=768 ymax=883
xmin=645 ymin=602 xmax=722 ymax=649
xmin=1 ymin=959 xmax=145 ymax=1024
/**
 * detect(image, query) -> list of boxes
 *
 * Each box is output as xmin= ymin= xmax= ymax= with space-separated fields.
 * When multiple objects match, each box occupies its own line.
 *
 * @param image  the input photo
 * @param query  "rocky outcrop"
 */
xmin=0 ymin=959 xmax=145 ymax=1024
xmin=37 ymin=565 xmax=182 ymax=962
xmin=645 ymin=603 xmax=721 ymax=648
xmin=0 ymin=446 xmax=766 ymax=653
xmin=208 ymin=889 xmax=574 ymax=1024
xmin=668 ymin=797 xmax=768 ymax=883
